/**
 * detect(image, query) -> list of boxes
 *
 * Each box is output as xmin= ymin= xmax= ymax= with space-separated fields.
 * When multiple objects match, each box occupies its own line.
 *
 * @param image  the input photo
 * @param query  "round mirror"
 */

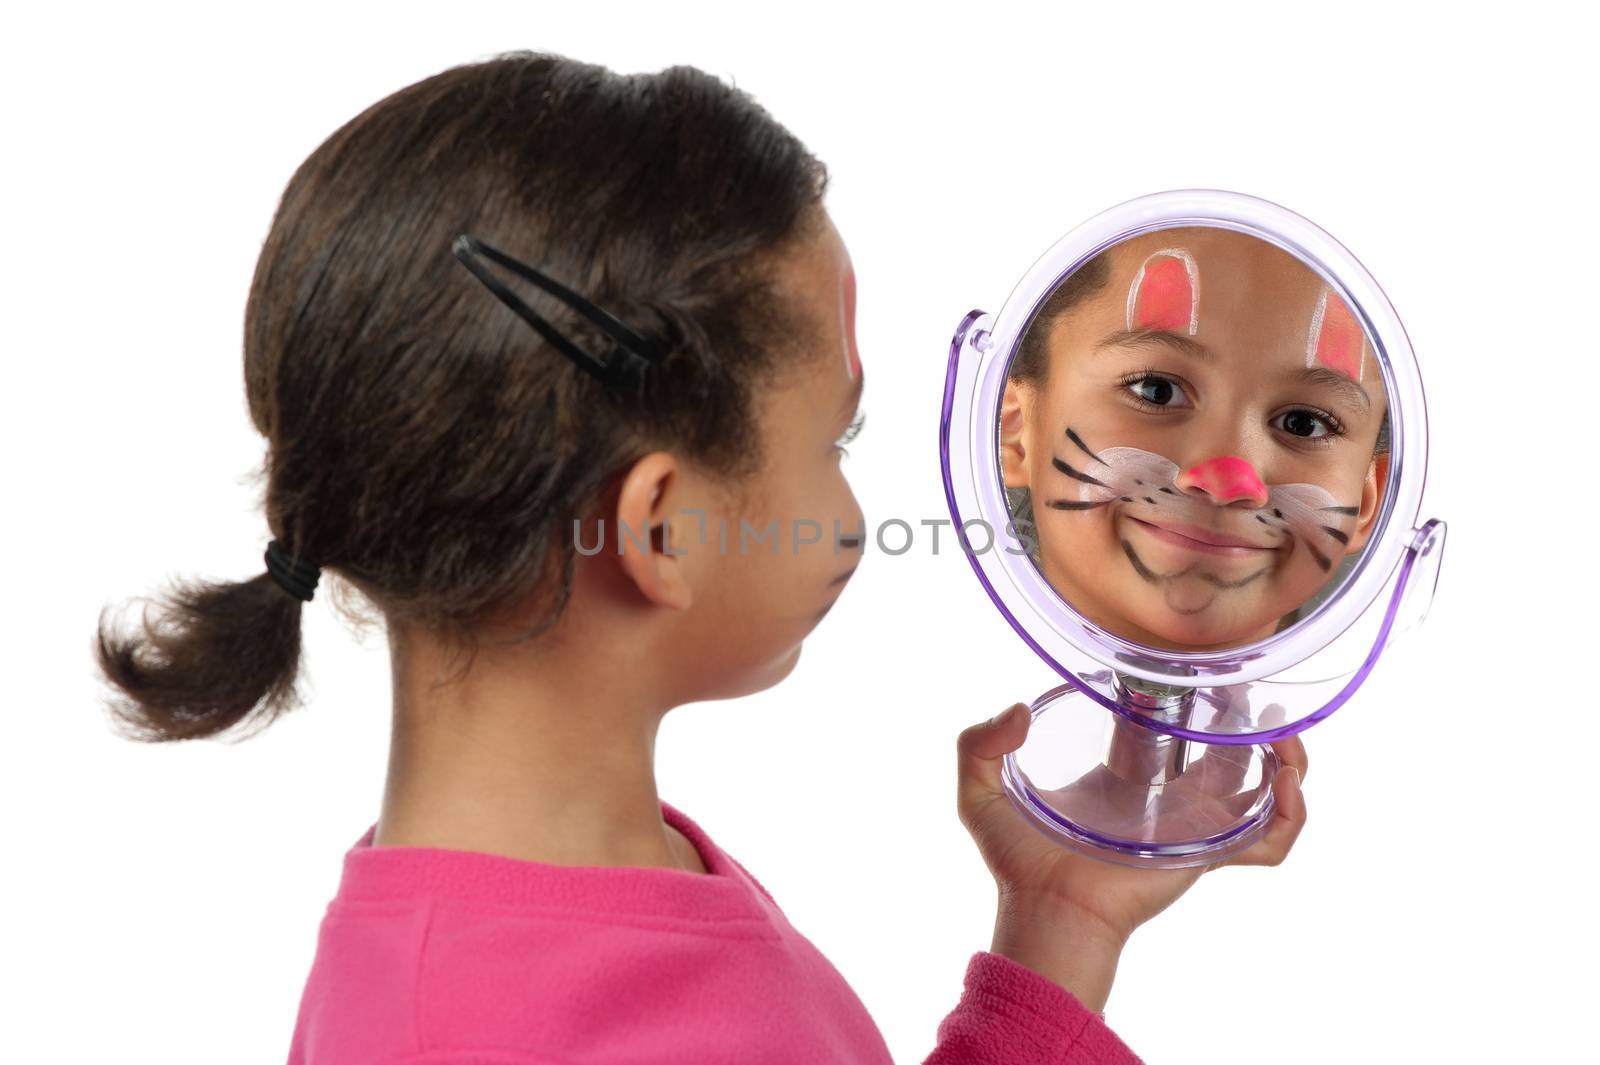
xmin=939 ymin=190 xmax=1447 ymax=866
xmin=1000 ymin=225 xmax=1391 ymax=653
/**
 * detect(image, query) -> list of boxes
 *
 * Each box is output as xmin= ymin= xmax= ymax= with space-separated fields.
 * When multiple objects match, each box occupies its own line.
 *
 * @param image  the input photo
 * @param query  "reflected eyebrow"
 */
xmin=1096 ymin=328 xmax=1374 ymax=415
xmin=1297 ymin=365 xmax=1372 ymax=414
xmin=1094 ymin=328 xmax=1212 ymax=361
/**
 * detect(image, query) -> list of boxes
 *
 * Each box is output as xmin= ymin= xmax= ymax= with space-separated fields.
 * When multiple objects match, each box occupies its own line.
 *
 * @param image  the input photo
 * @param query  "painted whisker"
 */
xmin=1051 ymin=455 xmax=1109 ymax=488
xmin=1065 ymin=426 xmax=1107 ymax=466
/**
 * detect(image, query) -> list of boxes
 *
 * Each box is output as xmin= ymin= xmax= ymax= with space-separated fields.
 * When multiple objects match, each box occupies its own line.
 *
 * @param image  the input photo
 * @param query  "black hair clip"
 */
xmin=451 ymin=234 xmax=662 ymax=391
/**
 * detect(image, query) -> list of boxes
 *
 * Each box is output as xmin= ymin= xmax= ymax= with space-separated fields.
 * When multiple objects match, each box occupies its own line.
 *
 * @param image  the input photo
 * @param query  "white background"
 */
xmin=5 ymin=2 xmax=1594 ymax=1061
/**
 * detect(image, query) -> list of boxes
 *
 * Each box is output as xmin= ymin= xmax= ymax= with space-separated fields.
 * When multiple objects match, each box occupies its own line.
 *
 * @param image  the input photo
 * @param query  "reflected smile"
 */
xmin=1127 ymin=517 xmax=1277 ymax=557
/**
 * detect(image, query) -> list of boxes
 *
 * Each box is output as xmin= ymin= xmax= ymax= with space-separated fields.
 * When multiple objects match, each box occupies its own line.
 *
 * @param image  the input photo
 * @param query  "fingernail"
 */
xmin=1290 ymin=765 xmax=1303 ymax=788
xmin=992 ymin=703 xmax=1025 ymax=727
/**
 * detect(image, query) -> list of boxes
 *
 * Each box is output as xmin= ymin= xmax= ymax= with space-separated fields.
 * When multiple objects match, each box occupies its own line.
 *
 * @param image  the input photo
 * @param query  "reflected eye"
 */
xmin=1273 ymin=408 xmax=1345 ymax=441
xmin=834 ymin=409 xmax=866 ymax=457
xmin=1120 ymin=372 xmax=1190 ymax=410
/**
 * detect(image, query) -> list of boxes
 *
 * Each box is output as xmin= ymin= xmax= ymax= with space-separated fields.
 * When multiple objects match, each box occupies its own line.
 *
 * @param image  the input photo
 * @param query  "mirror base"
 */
xmin=1001 ymin=683 xmax=1279 ymax=869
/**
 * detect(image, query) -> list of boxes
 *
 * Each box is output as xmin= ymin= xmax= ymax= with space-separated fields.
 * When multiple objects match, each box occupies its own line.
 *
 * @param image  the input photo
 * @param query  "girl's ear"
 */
xmin=614 ymin=451 xmax=694 ymax=611
xmin=1345 ymin=450 xmax=1391 ymax=556
xmin=1000 ymin=381 xmax=1032 ymax=489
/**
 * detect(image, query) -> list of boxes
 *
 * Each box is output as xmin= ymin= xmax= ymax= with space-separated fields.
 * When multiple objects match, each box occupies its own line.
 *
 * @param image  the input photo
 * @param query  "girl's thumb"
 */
xmin=956 ymin=702 xmax=1030 ymax=799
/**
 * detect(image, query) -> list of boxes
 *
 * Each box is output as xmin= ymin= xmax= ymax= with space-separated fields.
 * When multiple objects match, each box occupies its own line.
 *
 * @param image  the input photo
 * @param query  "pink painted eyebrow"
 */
xmin=1308 ymin=287 xmax=1365 ymax=382
xmin=1128 ymin=253 xmax=1196 ymax=333
xmin=843 ymin=266 xmax=861 ymax=381
xmin=837 ymin=370 xmax=864 ymax=421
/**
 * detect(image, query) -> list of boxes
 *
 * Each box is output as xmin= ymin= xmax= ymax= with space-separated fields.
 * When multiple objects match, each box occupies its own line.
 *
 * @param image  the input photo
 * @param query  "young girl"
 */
xmin=94 ymin=52 xmax=1306 ymax=1064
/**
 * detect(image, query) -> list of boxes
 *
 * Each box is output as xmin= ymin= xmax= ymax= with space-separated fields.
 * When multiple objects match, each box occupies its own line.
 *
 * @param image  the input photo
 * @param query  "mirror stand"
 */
xmin=1001 ymin=678 xmax=1281 ymax=869
xmin=1106 ymin=674 xmax=1193 ymax=783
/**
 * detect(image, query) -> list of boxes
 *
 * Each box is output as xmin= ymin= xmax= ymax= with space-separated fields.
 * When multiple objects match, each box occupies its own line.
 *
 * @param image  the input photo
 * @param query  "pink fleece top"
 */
xmin=285 ymin=801 xmax=1141 ymax=1064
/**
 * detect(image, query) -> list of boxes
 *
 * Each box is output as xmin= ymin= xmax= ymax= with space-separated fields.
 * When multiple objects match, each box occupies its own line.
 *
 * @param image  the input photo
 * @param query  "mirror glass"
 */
xmin=999 ymin=226 xmax=1393 ymax=652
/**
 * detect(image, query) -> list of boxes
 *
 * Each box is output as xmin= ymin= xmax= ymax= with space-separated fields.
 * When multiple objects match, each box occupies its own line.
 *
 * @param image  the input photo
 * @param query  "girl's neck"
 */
xmin=370 ymin=620 xmax=704 ymax=874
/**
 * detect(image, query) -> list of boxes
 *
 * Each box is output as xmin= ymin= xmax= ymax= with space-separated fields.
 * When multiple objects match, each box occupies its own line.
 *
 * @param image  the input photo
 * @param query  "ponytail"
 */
xmin=95 ymin=544 xmax=316 ymax=742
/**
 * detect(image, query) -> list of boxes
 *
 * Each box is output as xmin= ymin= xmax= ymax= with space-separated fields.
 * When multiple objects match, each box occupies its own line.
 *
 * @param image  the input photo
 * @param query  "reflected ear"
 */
xmin=1000 ymin=380 xmax=1032 ymax=489
xmin=614 ymin=451 xmax=694 ymax=611
xmin=1345 ymin=450 xmax=1390 ymax=556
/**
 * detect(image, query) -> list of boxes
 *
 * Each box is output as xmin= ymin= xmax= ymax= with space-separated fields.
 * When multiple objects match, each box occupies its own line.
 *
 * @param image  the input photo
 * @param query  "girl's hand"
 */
xmin=955 ymin=702 xmax=1307 ymax=1011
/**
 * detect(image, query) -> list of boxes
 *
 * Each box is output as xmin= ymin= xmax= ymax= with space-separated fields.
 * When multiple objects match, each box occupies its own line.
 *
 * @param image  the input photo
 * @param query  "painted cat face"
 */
xmin=1000 ymin=227 xmax=1390 ymax=652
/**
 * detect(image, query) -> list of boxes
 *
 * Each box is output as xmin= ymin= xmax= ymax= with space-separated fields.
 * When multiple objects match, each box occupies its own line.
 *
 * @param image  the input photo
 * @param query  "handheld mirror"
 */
xmin=940 ymin=190 xmax=1447 ymax=867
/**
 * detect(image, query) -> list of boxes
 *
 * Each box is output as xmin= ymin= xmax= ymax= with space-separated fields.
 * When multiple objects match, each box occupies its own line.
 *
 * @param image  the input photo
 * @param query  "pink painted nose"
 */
xmin=1176 ymin=456 xmax=1268 ymax=506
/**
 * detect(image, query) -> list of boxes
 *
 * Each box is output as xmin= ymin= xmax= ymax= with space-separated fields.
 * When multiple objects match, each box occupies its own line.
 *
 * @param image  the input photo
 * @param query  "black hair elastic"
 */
xmin=450 ymin=234 xmax=663 ymax=391
xmin=265 ymin=539 xmax=321 ymax=603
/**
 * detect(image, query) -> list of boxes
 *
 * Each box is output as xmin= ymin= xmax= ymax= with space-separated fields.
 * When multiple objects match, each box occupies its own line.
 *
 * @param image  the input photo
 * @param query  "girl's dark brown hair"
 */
xmin=1008 ymin=251 xmax=1111 ymax=387
xmin=95 ymin=51 xmax=829 ymax=743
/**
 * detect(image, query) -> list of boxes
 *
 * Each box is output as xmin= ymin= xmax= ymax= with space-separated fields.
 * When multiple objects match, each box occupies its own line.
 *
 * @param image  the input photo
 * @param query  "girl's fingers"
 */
xmin=1269 ymin=733 xmax=1308 ymax=784
xmin=956 ymin=703 xmax=1031 ymax=807
xmin=1211 ymin=761 xmax=1306 ymax=869
xmin=1196 ymin=739 xmax=1255 ymax=797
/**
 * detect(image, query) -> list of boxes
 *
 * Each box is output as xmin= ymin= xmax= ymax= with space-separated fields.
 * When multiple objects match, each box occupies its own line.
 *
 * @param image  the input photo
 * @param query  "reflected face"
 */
xmin=1001 ymin=227 xmax=1390 ymax=651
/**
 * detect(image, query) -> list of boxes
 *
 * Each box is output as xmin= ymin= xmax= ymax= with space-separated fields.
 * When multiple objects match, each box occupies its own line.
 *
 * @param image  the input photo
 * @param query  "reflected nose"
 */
xmin=1175 ymin=455 xmax=1269 ymax=507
